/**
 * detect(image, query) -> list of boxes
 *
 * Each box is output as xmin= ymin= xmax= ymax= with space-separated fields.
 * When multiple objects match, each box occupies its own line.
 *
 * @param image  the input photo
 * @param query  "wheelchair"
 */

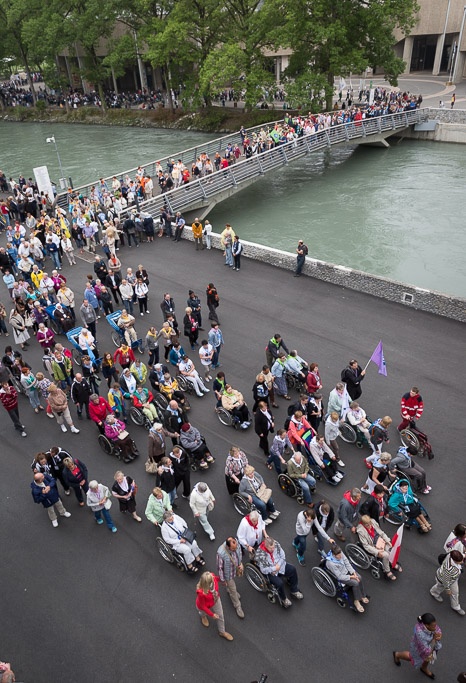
xmin=217 ymin=405 xmax=252 ymax=430
xmin=277 ymin=473 xmax=308 ymax=505
xmin=129 ymin=403 xmax=164 ymax=431
xmin=399 ymin=423 xmax=434 ymax=459
xmin=244 ymin=561 xmax=290 ymax=608
xmin=155 ymin=536 xmax=191 ymax=573
xmin=385 ymin=477 xmax=430 ymax=532
xmin=231 ymin=492 xmax=257 ymax=516
xmin=305 ymin=449 xmax=345 ymax=487
xmin=175 ymin=374 xmax=195 ymax=396
xmin=339 ymin=419 xmax=371 ymax=449
xmin=285 ymin=372 xmax=306 ymax=394
xmin=97 ymin=433 xmax=139 ymax=460
xmin=310 ymin=559 xmax=360 ymax=612
xmin=344 ymin=543 xmax=384 ymax=580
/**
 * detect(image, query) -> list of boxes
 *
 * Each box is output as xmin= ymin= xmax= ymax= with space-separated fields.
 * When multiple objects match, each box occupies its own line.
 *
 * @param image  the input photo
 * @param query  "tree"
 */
xmin=276 ymin=0 xmax=419 ymax=111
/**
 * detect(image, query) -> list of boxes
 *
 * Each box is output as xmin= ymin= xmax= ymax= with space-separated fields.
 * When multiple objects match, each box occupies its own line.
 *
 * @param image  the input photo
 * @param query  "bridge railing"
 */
xmin=125 ymin=108 xmax=427 ymax=220
xmin=56 ymin=116 xmax=285 ymax=209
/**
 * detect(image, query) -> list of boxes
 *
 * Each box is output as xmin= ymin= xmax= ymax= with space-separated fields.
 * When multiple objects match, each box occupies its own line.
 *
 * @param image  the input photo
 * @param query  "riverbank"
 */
xmin=1 ymin=105 xmax=286 ymax=133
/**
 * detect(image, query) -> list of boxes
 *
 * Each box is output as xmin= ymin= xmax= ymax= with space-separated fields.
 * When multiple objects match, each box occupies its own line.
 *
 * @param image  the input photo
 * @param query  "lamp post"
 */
xmin=45 ymin=135 xmax=67 ymax=189
xmin=452 ymin=5 xmax=466 ymax=84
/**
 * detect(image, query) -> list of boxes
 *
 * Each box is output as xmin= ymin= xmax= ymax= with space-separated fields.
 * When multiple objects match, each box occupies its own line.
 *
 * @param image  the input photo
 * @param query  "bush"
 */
xmin=35 ymin=100 xmax=47 ymax=111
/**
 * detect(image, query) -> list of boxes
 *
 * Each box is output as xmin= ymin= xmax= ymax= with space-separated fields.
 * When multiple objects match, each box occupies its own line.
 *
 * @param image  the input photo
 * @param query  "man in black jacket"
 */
xmin=163 ymin=400 xmax=187 ymax=446
xmin=93 ymin=255 xmax=108 ymax=281
xmin=288 ymin=394 xmax=313 ymax=421
xmin=105 ymin=271 xmax=122 ymax=304
xmin=254 ymin=401 xmax=275 ymax=455
xmin=169 ymin=445 xmax=191 ymax=498
xmin=70 ymin=373 xmax=92 ymax=419
xmin=341 ymin=360 xmax=365 ymax=401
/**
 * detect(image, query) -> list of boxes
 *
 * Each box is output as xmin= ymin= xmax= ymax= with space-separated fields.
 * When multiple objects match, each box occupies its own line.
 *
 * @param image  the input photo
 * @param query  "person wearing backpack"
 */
xmin=294 ymin=240 xmax=308 ymax=277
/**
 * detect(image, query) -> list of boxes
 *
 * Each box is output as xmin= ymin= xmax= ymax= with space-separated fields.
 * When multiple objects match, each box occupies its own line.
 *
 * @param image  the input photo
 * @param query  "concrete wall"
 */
xmin=177 ymin=227 xmax=466 ymax=323
xmin=397 ymin=108 xmax=466 ymax=143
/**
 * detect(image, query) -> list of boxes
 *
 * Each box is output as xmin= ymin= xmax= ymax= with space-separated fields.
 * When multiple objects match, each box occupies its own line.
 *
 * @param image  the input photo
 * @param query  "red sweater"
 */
xmin=195 ymin=574 xmax=220 ymax=617
xmin=0 ymin=386 xmax=18 ymax=411
xmin=113 ymin=347 xmax=135 ymax=367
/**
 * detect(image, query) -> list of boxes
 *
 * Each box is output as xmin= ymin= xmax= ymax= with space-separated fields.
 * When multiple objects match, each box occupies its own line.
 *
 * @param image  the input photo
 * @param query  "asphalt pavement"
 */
xmin=0 ymin=237 xmax=464 ymax=683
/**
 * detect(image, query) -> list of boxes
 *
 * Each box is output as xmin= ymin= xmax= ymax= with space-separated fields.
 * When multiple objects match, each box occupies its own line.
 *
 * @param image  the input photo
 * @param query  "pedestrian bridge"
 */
xmin=60 ymin=109 xmax=429 ymax=220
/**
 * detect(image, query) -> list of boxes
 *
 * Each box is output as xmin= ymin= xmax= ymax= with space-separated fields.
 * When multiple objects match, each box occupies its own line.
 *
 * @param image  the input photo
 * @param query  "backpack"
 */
xmin=302 ymin=244 xmax=309 ymax=256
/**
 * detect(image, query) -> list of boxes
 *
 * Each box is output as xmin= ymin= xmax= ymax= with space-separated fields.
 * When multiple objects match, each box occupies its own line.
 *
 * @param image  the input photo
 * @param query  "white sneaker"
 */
xmin=63 ymin=512 xmax=71 ymax=517
xmin=60 ymin=424 xmax=67 ymax=433
xmin=52 ymin=519 xmax=59 ymax=527
xmin=338 ymin=460 xmax=345 ymax=467
xmin=264 ymin=518 xmax=273 ymax=525
xmin=70 ymin=426 xmax=80 ymax=433
xmin=21 ymin=431 xmax=27 ymax=437
xmin=202 ymin=388 xmax=210 ymax=393
xmin=209 ymin=533 xmax=216 ymax=541
xmin=332 ymin=475 xmax=340 ymax=483
xmin=46 ymin=412 xmax=54 ymax=419
xmin=204 ymin=377 xmax=210 ymax=382
xmin=335 ymin=472 xmax=344 ymax=480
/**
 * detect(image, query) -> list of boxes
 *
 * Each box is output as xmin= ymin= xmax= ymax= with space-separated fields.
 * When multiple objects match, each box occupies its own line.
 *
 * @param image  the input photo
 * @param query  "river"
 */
xmin=1 ymin=120 xmax=465 ymax=298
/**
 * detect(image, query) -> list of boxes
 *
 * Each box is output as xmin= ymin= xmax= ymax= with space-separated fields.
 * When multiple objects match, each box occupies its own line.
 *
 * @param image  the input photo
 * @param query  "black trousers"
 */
xmin=175 ymin=472 xmax=191 ymax=497
xmin=7 ymin=406 xmax=23 ymax=430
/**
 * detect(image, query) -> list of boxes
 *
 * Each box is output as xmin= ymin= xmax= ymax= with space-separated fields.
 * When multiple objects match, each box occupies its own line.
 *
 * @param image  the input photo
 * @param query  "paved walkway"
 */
xmin=0 ymin=236 xmax=464 ymax=682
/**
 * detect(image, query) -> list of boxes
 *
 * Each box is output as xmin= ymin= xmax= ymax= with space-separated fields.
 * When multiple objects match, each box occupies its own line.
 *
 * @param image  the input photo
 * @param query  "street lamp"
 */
xmin=452 ymin=5 xmax=466 ymax=84
xmin=46 ymin=135 xmax=67 ymax=189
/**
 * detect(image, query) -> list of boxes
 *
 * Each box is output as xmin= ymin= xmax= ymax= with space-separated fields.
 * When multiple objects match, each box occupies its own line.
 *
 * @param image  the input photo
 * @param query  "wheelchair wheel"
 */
xmin=98 ymin=434 xmax=113 ymax=455
xmin=130 ymin=440 xmax=139 ymax=456
xmin=111 ymin=331 xmax=121 ymax=347
xmin=9 ymin=373 xmax=26 ymax=395
xmin=175 ymin=375 xmax=191 ymax=393
xmin=336 ymin=597 xmax=347 ymax=608
xmin=129 ymin=407 xmax=145 ymax=426
xmin=339 ymin=422 xmax=357 ymax=444
xmin=245 ymin=563 xmax=268 ymax=592
xmin=232 ymin=493 xmax=251 ymax=516
xmin=217 ymin=407 xmax=232 ymax=427
xmin=267 ymin=591 xmax=277 ymax=604
xmin=371 ymin=566 xmax=382 ymax=580
xmin=156 ymin=537 xmax=175 ymax=564
xmin=311 ymin=567 xmax=337 ymax=597
xmin=136 ymin=342 xmax=145 ymax=355
xmin=345 ymin=544 xmax=371 ymax=570
xmin=278 ymin=474 xmax=297 ymax=498
xmin=72 ymin=348 xmax=82 ymax=366
xmin=399 ymin=428 xmax=420 ymax=450
xmin=285 ymin=373 xmax=296 ymax=390
xmin=296 ymin=493 xmax=305 ymax=505
xmin=153 ymin=392 xmax=168 ymax=411
xmin=49 ymin=318 xmax=61 ymax=335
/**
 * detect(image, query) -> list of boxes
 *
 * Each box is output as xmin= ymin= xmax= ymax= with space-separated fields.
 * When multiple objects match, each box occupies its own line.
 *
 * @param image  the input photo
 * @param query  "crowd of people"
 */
xmin=0 ymin=122 xmax=462 ymax=678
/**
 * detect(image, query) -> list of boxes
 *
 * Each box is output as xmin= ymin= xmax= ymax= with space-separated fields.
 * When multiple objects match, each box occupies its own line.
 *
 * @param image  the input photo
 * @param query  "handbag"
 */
xmin=256 ymin=483 xmax=272 ymax=503
xmin=181 ymin=527 xmax=197 ymax=544
xmin=104 ymin=498 xmax=112 ymax=510
xmin=145 ymin=458 xmax=158 ymax=474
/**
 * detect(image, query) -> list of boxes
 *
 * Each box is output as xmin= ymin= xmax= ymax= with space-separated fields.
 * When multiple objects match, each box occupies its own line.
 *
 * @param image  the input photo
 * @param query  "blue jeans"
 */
xmin=51 ymin=251 xmax=61 ymax=269
xmin=168 ymin=488 xmax=176 ymax=504
xmin=295 ymin=475 xmax=316 ymax=504
xmin=267 ymin=452 xmax=284 ymax=474
xmin=94 ymin=508 xmax=115 ymax=529
xmin=28 ymin=391 xmax=41 ymax=409
xmin=123 ymin=299 xmax=134 ymax=315
xmin=293 ymin=534 xmax=307 ymax=557
xmin=225 ymin=246 xmax=233 ymax=266
xmin=251 ymin=495 xmax=276 ymax=521
xmin=212 ymin=346 xmax=221 ymax=367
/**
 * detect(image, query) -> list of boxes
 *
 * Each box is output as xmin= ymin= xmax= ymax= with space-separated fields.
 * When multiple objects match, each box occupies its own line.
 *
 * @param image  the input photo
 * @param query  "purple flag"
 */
xmin=370 ymin=341 xmax=387 ymax=376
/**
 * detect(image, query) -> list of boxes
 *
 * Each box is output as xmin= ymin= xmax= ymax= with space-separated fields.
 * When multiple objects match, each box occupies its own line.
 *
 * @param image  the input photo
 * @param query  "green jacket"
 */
xmin=145 ymin=491 xmax=172 ymax=525
xmin=51 ymin=356 xmax=73 ymax=382
xmin=287 ymin=455 xmax=311 ymax=480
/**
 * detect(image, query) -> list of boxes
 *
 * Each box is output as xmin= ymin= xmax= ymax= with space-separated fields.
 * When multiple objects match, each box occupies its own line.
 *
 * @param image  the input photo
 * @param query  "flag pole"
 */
xmin=362 ymin=358 xmax=371 ymax=373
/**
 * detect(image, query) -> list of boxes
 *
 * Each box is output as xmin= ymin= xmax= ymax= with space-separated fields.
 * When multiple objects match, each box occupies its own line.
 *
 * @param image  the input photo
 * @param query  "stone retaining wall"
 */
xmin=179 ymin=226 xmax=466 ymax=322
xmin=401 ymin=108 xmax=466 ymax=143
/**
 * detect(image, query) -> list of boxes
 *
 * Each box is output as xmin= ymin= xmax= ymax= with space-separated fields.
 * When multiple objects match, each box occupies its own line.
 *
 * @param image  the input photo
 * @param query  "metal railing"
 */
xmin=118 ymin=108 xmax=428 ymax=220
xmin=55 ymin=117 xmax=285 ymax=209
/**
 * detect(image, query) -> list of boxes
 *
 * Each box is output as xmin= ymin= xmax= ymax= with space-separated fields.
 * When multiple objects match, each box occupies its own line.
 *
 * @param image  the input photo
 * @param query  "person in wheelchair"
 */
xmin=131 ymin=384 xmax=159 ymax=424
xmin=161 ymin=509 xmax=205 ymax=574
xmin=78 ymin=328 xmax=98 ymax=357
xmin=286 ymin=451 xmax=316 ymax=507
xmin=390 ymin=445 xmax=431 ymax=495
xmin=346 ymin=401 xmax=371 ymax=442
xmin=180 ymin=422 xmax=214 ymax=467
xmin=308 ymin=433 xmax=342 ymax=483
xmin=361 ymin=452 xmax=397 ymax=494
xmin=388 ymin=479 xmax=431 ymax=533
xmin=221 ymin=384 xmax=250 ymax=429
xmin=254 ymin=537 xmax=304 ymax=608
xmin=149 ymin=363 xmax=170 ymax=392
xmin=325 ymin=545 xmax=370 ymax=613
xmin=225 ymin=446 xmax=249 ymax=494
xmin=159 ymin=372 xmax=189 ymax=409
xmin=287 ymin=410 xmax=315 ymax=452
xmin=356 ymin=515 xmax=399 ymax=581
xmin=284 ymin=350 xmax=308 ymax=380
xmin=103 ymin=413 xmax=136 ymax=463
xmin=238 ymin=465 xmax=280 ymax=526
xmin=237 ymin=510 xmax=268 ymax=556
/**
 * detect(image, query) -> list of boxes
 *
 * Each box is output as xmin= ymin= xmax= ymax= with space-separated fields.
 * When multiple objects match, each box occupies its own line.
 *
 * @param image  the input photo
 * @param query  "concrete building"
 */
xmin=394 ymin=0 xmax=466 ymax=80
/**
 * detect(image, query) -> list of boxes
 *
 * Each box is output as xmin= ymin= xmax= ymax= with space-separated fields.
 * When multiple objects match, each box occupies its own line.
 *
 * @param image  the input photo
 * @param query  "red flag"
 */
xmin=389 ymin=524 xmax=404 ymax=567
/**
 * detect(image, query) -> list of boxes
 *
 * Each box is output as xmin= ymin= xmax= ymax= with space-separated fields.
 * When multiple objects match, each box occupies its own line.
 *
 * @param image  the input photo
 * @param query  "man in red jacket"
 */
xmin=398 ymin=387 xmax=424 ymax=431
xmin=0 ymin=381 xmax=27 ymax=436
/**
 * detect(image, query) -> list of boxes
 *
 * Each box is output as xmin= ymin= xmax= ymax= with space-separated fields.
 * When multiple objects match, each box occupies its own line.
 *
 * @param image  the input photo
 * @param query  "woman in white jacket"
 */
xmin=189 ymin=482 xmax=216 ymax=541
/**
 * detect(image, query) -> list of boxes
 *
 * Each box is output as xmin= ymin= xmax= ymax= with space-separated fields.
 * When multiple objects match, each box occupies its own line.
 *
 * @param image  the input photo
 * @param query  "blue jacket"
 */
xmin=169 ymin=345 xmax=185 ymax=367
xmin=84 ymin=288 xmax=99 ymax=308
xmin=31 ymin=474 xmax=60 ymax=508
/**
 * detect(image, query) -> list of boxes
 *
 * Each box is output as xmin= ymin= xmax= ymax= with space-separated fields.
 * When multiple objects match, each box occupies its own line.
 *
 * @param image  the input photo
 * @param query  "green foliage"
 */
xmin=35 ymin=99 xmax=47 ymax=111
